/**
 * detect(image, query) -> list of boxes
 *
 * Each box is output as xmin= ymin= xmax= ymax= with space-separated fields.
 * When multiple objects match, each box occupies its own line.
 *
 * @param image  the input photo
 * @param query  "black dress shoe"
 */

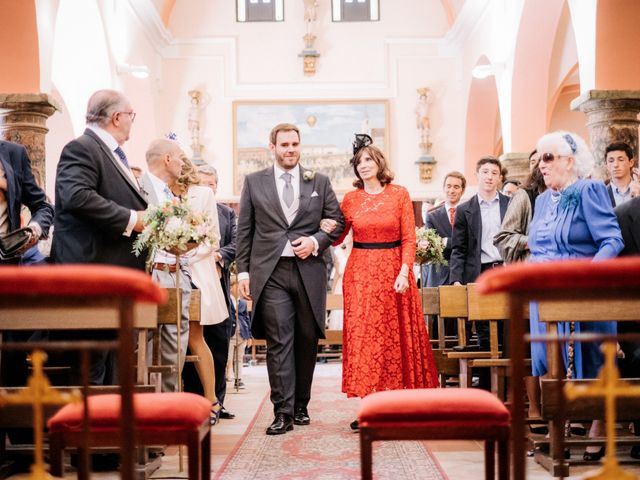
xmin=219 ymin=407 xmax=235 ymax=420
xmin=583 ymin=447 xmax=605 ymax=462
xmin=350 ymin=419 xmax=359 ymax=431
xmin=294 ymin=407 xmax=310 ymax=425
xmin=266 ymin=413 xmax=293 ymax=435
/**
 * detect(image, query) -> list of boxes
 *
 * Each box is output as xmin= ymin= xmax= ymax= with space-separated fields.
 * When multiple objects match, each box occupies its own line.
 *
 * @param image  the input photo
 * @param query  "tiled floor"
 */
xmin=5 ymin=362 xmax=640 ymax=479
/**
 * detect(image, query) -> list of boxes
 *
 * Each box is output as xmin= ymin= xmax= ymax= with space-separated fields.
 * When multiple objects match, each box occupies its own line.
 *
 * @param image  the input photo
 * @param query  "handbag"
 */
xmin=0 ymin=227 xmax=32 ymax=260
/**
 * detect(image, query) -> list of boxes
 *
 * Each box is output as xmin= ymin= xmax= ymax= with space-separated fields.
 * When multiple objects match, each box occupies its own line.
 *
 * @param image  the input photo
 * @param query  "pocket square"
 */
xmin=311 ymin=191 xmax=319 ymax=198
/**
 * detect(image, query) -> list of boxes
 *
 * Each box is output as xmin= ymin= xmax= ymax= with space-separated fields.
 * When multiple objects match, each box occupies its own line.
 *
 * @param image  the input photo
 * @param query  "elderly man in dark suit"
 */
xmin=237 ymin=123 xmax=344 ymax=435
xmin=450 ymin=157 xmax=510 ymax=389
xmin=52 ymin=89 xmax=147 ymax=385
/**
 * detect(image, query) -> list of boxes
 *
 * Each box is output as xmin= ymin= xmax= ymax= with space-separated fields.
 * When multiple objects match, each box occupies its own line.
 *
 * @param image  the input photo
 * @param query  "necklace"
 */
xmin=364 ymin=184 xmax=385 ymax=195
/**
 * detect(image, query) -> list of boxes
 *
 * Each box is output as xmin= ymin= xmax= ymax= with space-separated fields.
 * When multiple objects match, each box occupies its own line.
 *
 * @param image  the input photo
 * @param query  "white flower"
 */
xmin=303 ymin=170 xmax=316 ymax=181
xmin=165 ymin=217 xmax=185 ymax=234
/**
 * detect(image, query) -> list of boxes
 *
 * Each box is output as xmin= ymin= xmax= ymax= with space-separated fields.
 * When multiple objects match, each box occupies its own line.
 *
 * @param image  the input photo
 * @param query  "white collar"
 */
xmin=274 ymin=162 xmax=300 ymax=181
xmin=477 ymin=192 xmax=500 ymax=205
xmin=87 ymin=125 xmax=119 ymax=152
xmin=147 ymin=171 xmax=171 ymax=196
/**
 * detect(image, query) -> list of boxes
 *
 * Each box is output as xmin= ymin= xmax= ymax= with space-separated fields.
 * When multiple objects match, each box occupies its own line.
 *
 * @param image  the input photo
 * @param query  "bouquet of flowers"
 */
xmin=415 ymin=227 xmax=447 ymax=266
xmin=133 ymin=198 xmax=219 ymax=271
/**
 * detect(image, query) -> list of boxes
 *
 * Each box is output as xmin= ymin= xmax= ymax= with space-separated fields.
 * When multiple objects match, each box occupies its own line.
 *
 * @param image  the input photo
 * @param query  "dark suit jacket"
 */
xmin=615 ymin=197 xmax=640 ymax=256
xmin=236 ymin=166 xmax=344 ymax=339
xmin=0 ymin=141 xmax=54 ymax=239
xmin=424 ymin=204 xmax=453 ymax=287
xmin=449 ymin=192 xmax=510 ymax=284
xmin=217 ymin=203 xmax=237 ymax=320
xmin=51 ymin=129 xmax=147 ymax=269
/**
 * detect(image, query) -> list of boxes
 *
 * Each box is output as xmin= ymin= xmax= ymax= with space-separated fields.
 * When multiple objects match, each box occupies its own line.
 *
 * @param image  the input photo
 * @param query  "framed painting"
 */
xmin=233 ymin=100 xmax=389 ymax=194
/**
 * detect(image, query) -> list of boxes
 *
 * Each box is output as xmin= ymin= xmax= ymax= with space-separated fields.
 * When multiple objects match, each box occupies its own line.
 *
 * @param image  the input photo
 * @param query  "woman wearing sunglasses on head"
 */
xmin=527 ymin=131 xmax=624 ymax=460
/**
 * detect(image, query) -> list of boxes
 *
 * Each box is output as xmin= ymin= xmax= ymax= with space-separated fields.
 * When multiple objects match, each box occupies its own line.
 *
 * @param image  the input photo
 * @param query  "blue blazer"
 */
xmin=424 ymin=204 xmax=452 ymax=287
xmin=0 ymin=140 xmax=54 ymax=238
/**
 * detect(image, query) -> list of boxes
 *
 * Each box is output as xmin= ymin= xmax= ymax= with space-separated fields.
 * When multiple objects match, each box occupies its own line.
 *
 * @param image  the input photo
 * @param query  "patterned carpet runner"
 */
xmin=215 ymin=369 xmax=447 ymax=480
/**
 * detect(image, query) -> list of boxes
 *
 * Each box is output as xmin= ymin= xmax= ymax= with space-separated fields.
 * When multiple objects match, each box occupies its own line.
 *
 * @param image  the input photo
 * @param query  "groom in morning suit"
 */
xmin=52 ymin=89 xmax=147 ymax=385
xmin=236 ymin=123 xmax=344 ymax=435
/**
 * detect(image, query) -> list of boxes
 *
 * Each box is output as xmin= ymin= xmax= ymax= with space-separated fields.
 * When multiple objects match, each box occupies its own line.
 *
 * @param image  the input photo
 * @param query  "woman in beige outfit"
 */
xmin=174 ymin=154 xmax=229 ymax=424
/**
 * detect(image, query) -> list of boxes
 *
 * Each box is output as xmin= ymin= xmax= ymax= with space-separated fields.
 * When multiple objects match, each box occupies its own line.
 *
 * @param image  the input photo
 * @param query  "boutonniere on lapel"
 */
xmin=559 ymin=185 xmax=580 ymax=211
xmin=303 ymin=170 xmax=316 ymax=182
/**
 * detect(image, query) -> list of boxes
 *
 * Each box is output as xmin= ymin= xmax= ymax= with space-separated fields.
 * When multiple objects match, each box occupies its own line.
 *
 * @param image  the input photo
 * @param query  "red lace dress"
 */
xmin=336 ymin=184 xmax=439 ymax=398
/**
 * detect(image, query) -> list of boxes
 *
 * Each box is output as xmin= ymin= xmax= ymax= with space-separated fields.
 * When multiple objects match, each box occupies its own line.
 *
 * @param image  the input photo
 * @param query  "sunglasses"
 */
xmin=540 ymin=153 xmax=569 ymax=164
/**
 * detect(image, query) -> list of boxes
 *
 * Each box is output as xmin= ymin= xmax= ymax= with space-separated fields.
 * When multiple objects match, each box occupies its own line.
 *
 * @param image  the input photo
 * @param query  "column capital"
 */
xmin=499 ymin=151 xmax=530 ymax=185
xmin=0 ymin=93 xmax=61 ymax=187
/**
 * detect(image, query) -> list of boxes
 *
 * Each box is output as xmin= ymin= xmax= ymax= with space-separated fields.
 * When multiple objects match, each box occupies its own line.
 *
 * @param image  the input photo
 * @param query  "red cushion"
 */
xmin=358 ymin=389 xmax=510 ymax=426
xmin=0 ymin=265 xmax=166 ymax=304
xmin=476 ymin=257 xmax=640 ymax=295
xmin=47 ymin=393 xmax=211 ymax=433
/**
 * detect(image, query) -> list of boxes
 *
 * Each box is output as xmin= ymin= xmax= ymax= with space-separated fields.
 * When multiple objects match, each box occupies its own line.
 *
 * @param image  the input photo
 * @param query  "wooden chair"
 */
xmin=359 ymin=388 xmax=510 ymax=480
xmin=476 ymin=257 xmax=640 ymax=480
xmin=0 ymin=265 xmax=165 ymax=480
xmin=421 ymin=287 xmax=459 ymax=386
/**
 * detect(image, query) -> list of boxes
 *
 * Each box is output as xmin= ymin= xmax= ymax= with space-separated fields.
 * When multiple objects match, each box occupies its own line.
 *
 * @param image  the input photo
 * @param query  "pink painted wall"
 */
xmin=595 ymin=0 xmax=640 ymax=89
xmin=0 ymin=0 xmax=40 ymax=93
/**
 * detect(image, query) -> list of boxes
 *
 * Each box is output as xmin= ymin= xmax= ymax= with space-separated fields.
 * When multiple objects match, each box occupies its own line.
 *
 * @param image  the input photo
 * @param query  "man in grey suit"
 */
xmin=52 ymin=89 xmax=147 ymax=385
xmin=137 ymin=139 xmax=190 ymax=393
xmin=237 ymin=123 xmax=344 ymax=435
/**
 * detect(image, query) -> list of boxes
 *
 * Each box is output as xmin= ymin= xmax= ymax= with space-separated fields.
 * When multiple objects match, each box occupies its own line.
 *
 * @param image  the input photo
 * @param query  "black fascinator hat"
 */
xmin=350 ymin=133 xmax=373 ymax=166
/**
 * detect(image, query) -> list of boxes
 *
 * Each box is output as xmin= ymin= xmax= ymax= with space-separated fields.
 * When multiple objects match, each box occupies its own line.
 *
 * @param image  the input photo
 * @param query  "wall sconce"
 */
xmin=416 ymin=156 xmax=437 ymax=183
xmin=116 ymin=63 xmax=150 ymax=79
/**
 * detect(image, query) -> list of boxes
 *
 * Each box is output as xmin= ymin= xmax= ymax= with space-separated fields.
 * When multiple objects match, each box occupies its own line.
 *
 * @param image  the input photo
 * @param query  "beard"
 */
xmin=275 ymin=151 xmax=300 ymax=170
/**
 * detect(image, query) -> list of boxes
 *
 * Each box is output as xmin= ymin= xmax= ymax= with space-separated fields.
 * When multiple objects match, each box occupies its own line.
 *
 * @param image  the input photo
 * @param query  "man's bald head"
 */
xmin=145 ymin=139 xmax=185 ymax=185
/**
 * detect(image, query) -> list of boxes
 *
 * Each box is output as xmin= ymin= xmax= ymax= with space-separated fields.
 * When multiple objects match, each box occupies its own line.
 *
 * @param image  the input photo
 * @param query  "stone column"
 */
xmin=499 ymin=152 xmax=530 ymax=185
xmin=0 ymin=93 xmax=60 ymax=186
xmin=571 ymin=90 xmax=640 ymax=178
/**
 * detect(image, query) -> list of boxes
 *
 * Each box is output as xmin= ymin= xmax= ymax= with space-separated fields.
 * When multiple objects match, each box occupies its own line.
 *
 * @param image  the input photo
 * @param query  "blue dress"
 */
xmin=528 ymin=179 xmax=624 ymax=378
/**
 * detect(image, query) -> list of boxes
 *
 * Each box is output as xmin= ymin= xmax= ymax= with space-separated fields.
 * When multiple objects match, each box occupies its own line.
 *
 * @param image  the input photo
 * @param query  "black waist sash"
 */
xmin=353 ymin=240 xmax=401 ymax=250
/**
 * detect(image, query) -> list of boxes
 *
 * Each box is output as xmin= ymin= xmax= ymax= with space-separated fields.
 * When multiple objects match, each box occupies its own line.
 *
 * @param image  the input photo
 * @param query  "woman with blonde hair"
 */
xmin=173 ymin=154 xmax=230 ymax=425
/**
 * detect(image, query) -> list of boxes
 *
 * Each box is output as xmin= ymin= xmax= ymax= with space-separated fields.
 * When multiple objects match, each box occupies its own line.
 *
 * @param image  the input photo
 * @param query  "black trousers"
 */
xmin=258 ymin=257 xmax=319 ymax=417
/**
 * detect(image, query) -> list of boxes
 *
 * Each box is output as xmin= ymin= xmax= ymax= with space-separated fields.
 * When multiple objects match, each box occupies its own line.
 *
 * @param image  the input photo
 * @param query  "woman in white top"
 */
xmin=173 ymin=154 xmax=229 ymax=424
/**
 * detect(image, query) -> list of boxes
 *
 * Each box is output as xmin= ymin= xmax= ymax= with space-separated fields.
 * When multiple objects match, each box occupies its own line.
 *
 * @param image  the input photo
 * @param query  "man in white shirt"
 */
xmin=605 ymin=142 xmax=636 ymax=207
xmin=137 ymin=139 xmax=189 ymax=393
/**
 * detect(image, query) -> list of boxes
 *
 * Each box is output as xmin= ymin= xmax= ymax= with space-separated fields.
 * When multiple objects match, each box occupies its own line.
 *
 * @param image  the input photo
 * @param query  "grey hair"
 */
xmin=536 ymin=130 xmax=594 ymax=178
xmin=198 ymin=165 xmax=218 ymax=180
xmin=85 ymin=90 xmax=128 ymax=126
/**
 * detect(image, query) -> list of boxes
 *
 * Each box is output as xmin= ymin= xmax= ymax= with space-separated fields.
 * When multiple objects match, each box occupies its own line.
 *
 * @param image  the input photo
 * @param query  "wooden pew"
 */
xmin=439 ymin=285 xmax=490 ymax=388
xmin=532 ymin=297 xmax=640 ymax=475
xmin=421 ymin=287 xmax=459 ymax=386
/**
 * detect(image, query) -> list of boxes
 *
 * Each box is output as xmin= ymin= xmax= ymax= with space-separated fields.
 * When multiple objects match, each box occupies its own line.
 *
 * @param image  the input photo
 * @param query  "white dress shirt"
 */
xmin=478 ymin=192 xmax=503 ymax=263
xmin=87 ymin=125 xmax=138 ymax=237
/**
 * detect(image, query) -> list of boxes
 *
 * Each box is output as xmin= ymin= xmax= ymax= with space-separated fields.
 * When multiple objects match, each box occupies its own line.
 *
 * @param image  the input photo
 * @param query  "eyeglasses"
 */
xmin=540 ymin=153 xmax=569 ymax=164
xmin=115 ymin=111 xmax=136 ymax=122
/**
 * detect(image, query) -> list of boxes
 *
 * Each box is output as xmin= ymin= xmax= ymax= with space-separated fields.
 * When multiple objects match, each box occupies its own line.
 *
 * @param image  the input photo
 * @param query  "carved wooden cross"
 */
xmin=564 ymin=341 xmax=640 ymax=480
xmin=0 ymin=350 xmax=80 ymax=480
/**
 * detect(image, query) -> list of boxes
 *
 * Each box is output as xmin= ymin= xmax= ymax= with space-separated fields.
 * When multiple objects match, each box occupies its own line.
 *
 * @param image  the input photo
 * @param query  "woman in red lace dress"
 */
xmin=334 ymin=135 xmax=439 ymax=429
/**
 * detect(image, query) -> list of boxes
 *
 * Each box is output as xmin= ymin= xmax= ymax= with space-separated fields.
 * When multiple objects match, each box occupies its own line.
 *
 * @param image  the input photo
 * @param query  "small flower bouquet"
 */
xmin=133 ymin=198 xmax=219 ymax=271
xmin=415 ymin=227 xmax=447 ymax=266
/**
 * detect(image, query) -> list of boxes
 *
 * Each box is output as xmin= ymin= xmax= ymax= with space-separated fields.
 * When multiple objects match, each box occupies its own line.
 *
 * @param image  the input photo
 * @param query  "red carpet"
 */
xmin=215 ymin=369 xmax=448 ymax=480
